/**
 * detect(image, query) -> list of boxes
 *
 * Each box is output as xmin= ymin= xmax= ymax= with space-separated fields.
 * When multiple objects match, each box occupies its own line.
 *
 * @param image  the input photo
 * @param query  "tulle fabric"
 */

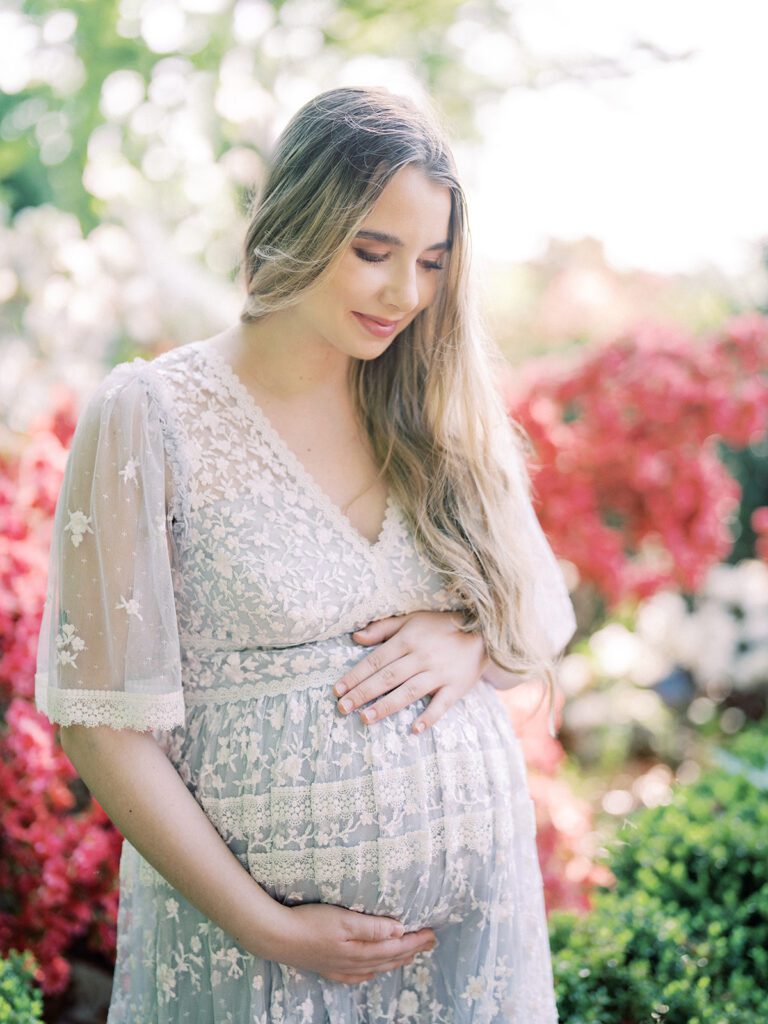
xmin=35 ymin=360 xmax=185 ymax=732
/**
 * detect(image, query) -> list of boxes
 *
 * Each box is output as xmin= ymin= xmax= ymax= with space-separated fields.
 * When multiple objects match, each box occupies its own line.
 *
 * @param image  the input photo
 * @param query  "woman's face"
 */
xmin=296 ymin=163 xmax=453 ymax=361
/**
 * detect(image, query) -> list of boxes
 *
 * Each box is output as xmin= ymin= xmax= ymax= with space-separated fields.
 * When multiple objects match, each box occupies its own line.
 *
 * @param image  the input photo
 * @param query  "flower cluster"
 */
xmin=0 ymin=699 xmax=122 ymax=994
xmin=507 ymin=313 xmax=768 ymax=605
xmin=0 ymin=392 xmax=77 ymax=703
xmin=0 ymin=395 xmax=121 ymax=994
xmin=499 ymin=686 xmax=614 ymax=913
xmin=634 ymin=559 xmax=768 ymax=697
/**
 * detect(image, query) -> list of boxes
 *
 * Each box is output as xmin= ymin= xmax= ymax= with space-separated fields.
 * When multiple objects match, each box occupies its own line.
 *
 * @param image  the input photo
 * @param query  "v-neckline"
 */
xmin=194 ymin=340 xmax=398 ymax=555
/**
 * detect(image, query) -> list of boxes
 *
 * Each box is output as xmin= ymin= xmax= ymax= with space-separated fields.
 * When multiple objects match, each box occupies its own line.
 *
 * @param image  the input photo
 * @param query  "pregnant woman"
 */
xmin=35 ymin=86 xmax=576 ymax=1022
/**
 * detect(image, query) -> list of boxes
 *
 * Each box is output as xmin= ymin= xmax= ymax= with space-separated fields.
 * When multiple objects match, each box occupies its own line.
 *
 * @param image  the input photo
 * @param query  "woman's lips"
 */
xmin=352 ymin=311 xmax=400 ymax=337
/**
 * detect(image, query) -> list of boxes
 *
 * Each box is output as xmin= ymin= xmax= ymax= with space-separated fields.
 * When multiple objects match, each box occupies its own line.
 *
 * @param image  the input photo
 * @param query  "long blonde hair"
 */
xmin=238 ymin=86 xmax=564 ymax=731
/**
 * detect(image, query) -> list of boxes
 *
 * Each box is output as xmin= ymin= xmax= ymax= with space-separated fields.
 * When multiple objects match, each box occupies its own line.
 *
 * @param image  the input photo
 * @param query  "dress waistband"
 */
xmin=179 ymin=632 xmax=369 ymax=706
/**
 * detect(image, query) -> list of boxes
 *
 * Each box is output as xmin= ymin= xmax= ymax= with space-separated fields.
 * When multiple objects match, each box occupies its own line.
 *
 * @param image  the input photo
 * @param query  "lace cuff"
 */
xmin=35 ymin=673 xmax=185 ymax=731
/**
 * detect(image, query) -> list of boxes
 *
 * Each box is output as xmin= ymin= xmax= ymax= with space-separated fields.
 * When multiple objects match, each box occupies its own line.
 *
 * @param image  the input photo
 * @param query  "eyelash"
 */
xmin=353 ymin=248 xmax=445 ymax=272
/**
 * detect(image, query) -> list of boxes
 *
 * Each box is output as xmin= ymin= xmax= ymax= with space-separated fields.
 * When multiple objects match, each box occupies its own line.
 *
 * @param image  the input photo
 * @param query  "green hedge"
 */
xmin=0 ymin=951 xmax=43 ymax=1024
xmin=550 ymin=725 xmax=768 ymax=1024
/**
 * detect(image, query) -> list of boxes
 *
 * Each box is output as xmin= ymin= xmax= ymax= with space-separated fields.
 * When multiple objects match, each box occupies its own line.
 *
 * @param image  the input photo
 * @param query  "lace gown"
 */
xmin=35 ymin=340 xmax=577 ymax=1023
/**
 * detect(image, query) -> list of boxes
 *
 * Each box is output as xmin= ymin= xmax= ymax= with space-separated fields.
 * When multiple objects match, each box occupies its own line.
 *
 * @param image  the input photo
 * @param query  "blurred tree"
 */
xmin=0 ymin=0 xmax=694 ymax=423
xmin=1 ymin=0 xmax=692 ymax=228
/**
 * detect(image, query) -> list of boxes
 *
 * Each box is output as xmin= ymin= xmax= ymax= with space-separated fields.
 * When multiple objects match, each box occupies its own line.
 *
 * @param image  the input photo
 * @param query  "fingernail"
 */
xmin=339 ymin=697 xmax=352 ymax=713
xmin=334 ymin=683 xmax=347 ymax=697
xmin=413 ymin=722 xmax=425 ymax=734
xmin=360 ymin=708 xmax=376 ymax=723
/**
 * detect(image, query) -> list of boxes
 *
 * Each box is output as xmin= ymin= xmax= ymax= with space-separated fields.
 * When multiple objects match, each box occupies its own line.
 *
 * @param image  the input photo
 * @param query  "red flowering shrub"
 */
xmin=507 ymin=313 xmax=768 ymax=605
xmin=0 ymin=394 xmax=122 ymax=995
xmin=0 ymin=699 xmax=122 ymax=995
xmin=0 ymin=390 xmax=77 ymax=704
xmin=500 ymin=685 xmax=614 ymax=914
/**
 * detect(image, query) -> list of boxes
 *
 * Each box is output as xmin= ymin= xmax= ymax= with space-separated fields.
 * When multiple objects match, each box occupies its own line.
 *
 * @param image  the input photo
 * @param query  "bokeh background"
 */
xmin=2 ymin=1 xmax=767 ymax=1021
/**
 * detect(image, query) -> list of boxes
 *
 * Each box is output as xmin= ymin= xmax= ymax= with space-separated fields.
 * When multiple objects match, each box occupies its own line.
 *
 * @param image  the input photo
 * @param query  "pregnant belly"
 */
xmin=171 ymin=680 xmax=533 ymax=931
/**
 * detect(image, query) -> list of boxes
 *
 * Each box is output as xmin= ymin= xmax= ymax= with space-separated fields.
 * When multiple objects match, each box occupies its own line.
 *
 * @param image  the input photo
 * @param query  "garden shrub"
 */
xmin=550 ymin=724 xmax=768 ymax=1023
xmin=508 ymin=312 xmax=768 ymax=605
xmin=0 ymin=401 xmax=122 ymax=994
xmin=0 ymin=950 xmax=43 ymax=1023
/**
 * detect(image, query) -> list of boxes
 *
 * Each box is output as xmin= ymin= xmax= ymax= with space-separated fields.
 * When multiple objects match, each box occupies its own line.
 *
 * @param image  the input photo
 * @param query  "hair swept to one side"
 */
xmin=237 ymin=85 xmax=567 ymax=733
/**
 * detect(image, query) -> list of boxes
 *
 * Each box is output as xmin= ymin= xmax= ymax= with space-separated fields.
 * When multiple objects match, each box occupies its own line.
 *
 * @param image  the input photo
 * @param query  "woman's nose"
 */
xmin=382 ymin=267 xmax=420 ymax=315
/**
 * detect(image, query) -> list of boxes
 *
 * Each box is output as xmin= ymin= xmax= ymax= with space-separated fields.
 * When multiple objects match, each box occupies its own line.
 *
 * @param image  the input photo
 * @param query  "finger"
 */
xmin=331 ymin=952 xmax=424 ymax=985
xmin=411 ymin=687 xmax=457 ymax=735
xmin=351 ymin=615 xmax=411 ymax=646
xmin=334 ymin=636 xmax=409 ymax=699
xmin=375 ymin=946 xmax=436 ymax=974
xmin=342 ymin=913 xmax=405 ymax=944
xmin=348 ymin=928 xmax=436 ymax=964
xmin=370 ymin=936 xmax=438 ymax=971
xmin=335 ymin=653 xmax=422 ymax=716
xmin=359 ymin=672 xmax=436 ymax=725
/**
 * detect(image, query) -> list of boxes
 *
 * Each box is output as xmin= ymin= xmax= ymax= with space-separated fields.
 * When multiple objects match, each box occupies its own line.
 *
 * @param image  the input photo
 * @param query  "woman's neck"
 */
xmin=216 ymin=314 xmax=353 ymax=410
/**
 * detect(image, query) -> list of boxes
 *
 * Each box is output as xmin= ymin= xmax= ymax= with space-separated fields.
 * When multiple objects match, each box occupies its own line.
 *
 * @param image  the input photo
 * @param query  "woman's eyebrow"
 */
xmin=355 ymin=229 xmax=451 ymax=251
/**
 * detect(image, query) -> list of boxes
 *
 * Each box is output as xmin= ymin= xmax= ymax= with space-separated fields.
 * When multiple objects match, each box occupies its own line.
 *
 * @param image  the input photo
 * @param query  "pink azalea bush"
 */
xmin=0 ymin=396 xmax=122 ymax=995
xmin=507 ymin=313 xmax=768 ymax=605
xmin=0 ymin=699 xmax=122 ymax=995
xmin=500 ymin=685 xmax=614 ymax=914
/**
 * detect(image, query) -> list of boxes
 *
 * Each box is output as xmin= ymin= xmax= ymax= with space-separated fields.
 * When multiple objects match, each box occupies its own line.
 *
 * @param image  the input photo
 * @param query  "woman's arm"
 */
xmin=60 ymin=725 xmax=436 ymax=984
xmin=60 ymin=723 xmax=290 ymax=957
xmin=479 ymin=657 xmax=525 ymax=691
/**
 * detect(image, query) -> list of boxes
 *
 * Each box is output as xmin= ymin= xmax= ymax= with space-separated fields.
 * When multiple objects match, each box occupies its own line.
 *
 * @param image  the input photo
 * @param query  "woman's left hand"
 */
xmin=333 ymin=611 xmax=488 ymax=735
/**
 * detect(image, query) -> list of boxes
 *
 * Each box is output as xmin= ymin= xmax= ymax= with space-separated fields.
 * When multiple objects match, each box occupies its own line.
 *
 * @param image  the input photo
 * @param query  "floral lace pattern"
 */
xmin=35 ymin=340 xmax=570 ymax=1022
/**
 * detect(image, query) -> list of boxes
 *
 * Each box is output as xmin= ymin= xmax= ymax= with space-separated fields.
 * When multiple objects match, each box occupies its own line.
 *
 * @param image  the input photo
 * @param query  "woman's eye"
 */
xmin=353 ymin=248 xmax=444 ymax=272
xmin=354 ymin=248 xmax=387 ymax=263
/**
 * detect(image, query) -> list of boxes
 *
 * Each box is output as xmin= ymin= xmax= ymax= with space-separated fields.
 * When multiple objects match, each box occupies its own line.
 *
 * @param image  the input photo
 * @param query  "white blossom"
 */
xmin=55 ymin=622 xmax=86 ymax=667
xmin=118 ymin=456 xmax=140 ymax=484
xmin=64 ymin=509 xmax=93 ymax=548
xmin=397 ymin=989 xmax=419 ymax=1016
xmin=116 ymin=595 xmax=143 ymax=620
xmin=463 ymin=975 xmax=486 ymax=1001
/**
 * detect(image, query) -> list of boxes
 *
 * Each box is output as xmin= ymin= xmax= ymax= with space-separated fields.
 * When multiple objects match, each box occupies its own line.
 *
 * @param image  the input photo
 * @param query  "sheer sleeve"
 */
xmin=34 ymin=359 xmax=185 ymax=732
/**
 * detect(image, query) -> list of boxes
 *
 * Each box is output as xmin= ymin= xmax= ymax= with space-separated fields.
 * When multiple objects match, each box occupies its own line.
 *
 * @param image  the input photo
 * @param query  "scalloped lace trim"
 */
xmin=255 ymin=811 xmax=515 ymax=885
xmin=134 ymin=809 xmax=521 ymax=889
xmin=199 ymin=747 xmax=515 ymax=837
xmin=35 ymin=673 xmax=185 ymax=731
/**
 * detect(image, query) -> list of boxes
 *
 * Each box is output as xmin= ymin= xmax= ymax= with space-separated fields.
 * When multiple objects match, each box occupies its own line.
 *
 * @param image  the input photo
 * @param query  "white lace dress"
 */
xmin=35 ymin=340 xmax=576 ymax=1023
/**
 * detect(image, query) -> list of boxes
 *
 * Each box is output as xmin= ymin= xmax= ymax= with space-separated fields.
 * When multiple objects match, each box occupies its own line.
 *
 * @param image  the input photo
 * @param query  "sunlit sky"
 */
xmin=2 ymin=0 xmax=765 ymax=285
xmin=463 ymin=0 xmax=768 ymax=277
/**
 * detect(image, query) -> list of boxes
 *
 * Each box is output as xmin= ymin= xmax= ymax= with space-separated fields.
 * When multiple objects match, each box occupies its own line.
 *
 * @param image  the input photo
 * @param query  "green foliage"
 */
xmin=718 ymin=436 xmax=768 ymax=562
xmin=0 ymin=951 xmax=44 ymax=1024
xmin=550 ymin=723 xmax=768 ymax=1023
xmin=1 ymin=0 xmax=492 ymax=228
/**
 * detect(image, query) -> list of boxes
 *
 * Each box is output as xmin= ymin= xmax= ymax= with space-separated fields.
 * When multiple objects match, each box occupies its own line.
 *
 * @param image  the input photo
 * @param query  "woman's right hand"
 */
xmin=272 ymin=903 xmax=437 ymax=985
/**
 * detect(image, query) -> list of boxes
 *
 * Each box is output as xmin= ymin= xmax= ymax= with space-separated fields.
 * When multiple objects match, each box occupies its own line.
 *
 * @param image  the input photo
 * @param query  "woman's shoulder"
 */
xmin=92 ymin=341 xmax=206 ymax=415
xmin=79 ymin=346 xmax=205 ymax=521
